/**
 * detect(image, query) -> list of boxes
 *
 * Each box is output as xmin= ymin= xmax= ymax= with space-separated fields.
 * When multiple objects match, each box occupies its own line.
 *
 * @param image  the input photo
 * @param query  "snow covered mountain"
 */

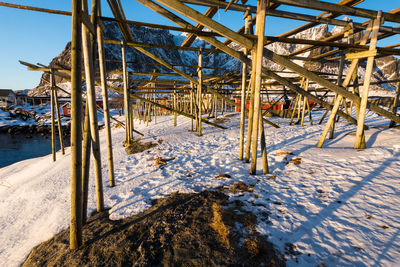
xmin=28 ymin=21 xmax=399 ymax=97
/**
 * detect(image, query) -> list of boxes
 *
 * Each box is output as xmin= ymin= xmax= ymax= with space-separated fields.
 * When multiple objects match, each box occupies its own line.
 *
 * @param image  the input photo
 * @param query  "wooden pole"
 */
xmin=190 ymin=82 xmax=194 ymax=131
xmin=121 ymin=42 xmax=131 ymax=144
xmin=97 ymin=3 xmax=115 ymax=187
xmin=250 ymin=0 xmax=266 ymax=175
xmin=300 ymin=78 xmax=307 ymax=126
xmin=82 ymin=0 xmax=104 ymax=211
xmin=328 ymin=52 xmax=345 ymax=139
xmin=317 ymin=20 xmax=374 ymax=148
xmin=197 ymin=50 xmax=203 ymax=136
xmin=354 ymin=11 xmax=382 ymax=149
xmin=290 ymin=94 xmax=300 ymax=125
xmin=174 ymin=88 xmax=177 ymax=126
xmin=389 ymin=64 xmax=400 ymax=127
xmin=52 ymin=71 xmax=65 ymax=155
xmin=259 ymin=102 xmax=269 ymax=174
xmin=239 ymin=12 xmax=250 ymax=161
xmin=50 ymin=70 xmax=56 ymax=162
xmin=70 ymin=0 xmax=83 ymax=250
xmin=81 ymin=98 xmax=91 ymax=224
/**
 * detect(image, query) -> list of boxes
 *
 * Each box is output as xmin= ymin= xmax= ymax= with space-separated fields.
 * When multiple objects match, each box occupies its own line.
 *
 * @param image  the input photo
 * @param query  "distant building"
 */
xmin=0 ymin=89 xmax=16 ymax=107
xmin=61 ymin=102 xmax=71 ymax=117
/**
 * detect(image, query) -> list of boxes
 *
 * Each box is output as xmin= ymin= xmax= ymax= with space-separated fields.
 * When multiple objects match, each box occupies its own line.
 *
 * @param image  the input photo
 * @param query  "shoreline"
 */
xmin=0 ymin=124 xmax=71 ymax=135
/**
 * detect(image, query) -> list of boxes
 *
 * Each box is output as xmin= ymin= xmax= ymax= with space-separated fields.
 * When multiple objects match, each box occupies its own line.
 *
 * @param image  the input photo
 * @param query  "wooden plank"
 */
xmin=345 ymin=49 xmax=377 ymax=60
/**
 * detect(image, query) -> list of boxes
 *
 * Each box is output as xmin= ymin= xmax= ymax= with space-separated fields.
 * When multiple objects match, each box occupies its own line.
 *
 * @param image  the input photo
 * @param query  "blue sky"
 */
xmin=0 ymin=0 xmax=399 ymax=91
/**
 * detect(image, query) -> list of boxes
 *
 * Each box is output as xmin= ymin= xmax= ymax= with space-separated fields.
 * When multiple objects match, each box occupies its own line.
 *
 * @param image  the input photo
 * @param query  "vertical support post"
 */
xmin=354 ymin=11 xmax=382 ymax=149
xmin=245 ymin=47 xmax=257 ymax=162
xmin=174 ymin=86 xmax=177 ymax=127
xmin=81 ymin=98 xmax=91 ymax=224
xmin=317 ymin=20 xmax=374 ymax=148
xmin=239 ymin=12 xmax=251 ymax=161
xmin=328 ymin=52 xmax=345 ymax=139
xmin=197 ymin=50 xmax=203 ymax=136
xmin=250 ymin=0 xmax=266 ymax=175
xmin=50 ymin=71 xmax=56 ymax=162
xmin=52 ymin=73 xmax=65 ymax=155
xmin=96 ymin=2 xmax=115 ymax=187
xmin=82 ymin=0 xmax=104 ymax=211
xmin=259 ymin=103 xmax=269 ymax=174
xmin=300 ymin=79 xmax=308 ymax=127
xmin=389 ymin=64 xmax=400 ymax=128
xmin=70 ymin=0 xmax=83 ymax=250
xmin=190 ymin=82 xmax=194 ymax=131
xmin=121 ymin=42 xmax=131 ymax=144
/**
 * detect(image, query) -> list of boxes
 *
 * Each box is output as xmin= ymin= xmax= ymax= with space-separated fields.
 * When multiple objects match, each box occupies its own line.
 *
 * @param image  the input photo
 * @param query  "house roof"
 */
xmin=0 ymin=89 xmax=14 ymax=97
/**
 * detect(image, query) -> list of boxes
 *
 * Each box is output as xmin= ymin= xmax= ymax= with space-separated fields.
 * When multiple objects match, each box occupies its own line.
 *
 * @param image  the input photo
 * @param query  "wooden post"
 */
xmin=328 ymin=52 xmax=345 ymax=139
xmin=50 ymin=71 xmax=56 ymax=162
xmin=82 ymin=0 xmax=104 ymax=211
xmin=317 ymin=20 xmax=374 ymax=148
xmin=290 ymin=94 xmax=300 ymax=125
xmin=52 ymin=72 xmax=65 ymax=155
xmin=121 ymin=42 xmax=132 ymax=144
xmin=390 ymin=65 xmax=400 ymax=127
xmin=250 ymin=0 xmax=266 ymax=175
xmin=300 ymin=79 xmax=309 ymax=126
xmin=354 ymin=11 xmax=382 ymax=149
xmin=197 ymin=50 xmax=203 ymax=136
xmin=214 ymin=94 xmax=217 ymax=119
xmin=70 ymin=0 xmax=83 ymax=250
xmin=96 ymin=3 xmax=115 ymax=187
xmin=239 ymin=12 xmax=251 ymax=161
xmin=81 ymin=98 xmax=91 ymax=224
xmin=174 ymin=87 xmax=177 ymax=127
xmin=190 ymin=82 xmax=194 ymax=131
xmin=259 ymin=103 xmax=269 ymax=174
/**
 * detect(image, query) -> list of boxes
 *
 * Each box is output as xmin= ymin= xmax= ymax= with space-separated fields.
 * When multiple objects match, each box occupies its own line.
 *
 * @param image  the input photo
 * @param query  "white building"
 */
xmin=0 ymin=89 xmax=16 ymax=107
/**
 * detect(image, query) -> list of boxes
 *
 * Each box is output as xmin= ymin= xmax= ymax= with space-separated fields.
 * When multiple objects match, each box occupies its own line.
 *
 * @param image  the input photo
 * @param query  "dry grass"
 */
xmin=230 ymin=182 xmax=254 ymax=193
xmin=244 ymin=238 xmax=260 ymax=255
xmin=214 ymin=118 xmax=230 ymax=124
xmin=276 ymin=151 xmax=293 ymax=156
xmin=290 ymin=157 xmax=302 ymax=165
xmin=215 ymin=173 xmax=231 ymax=179
xmin=210 ymin=203 xmax=230 ymax=248
xmin=124 ymin=138 xmax=158 ymax=155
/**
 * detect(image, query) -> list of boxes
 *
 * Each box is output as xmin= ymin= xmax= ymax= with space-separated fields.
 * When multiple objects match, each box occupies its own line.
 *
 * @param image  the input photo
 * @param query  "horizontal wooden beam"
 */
xmin=269 ymin=0 xmax=400 ymax=23
xmin=104 ymin=39 xmax=219 ymax=53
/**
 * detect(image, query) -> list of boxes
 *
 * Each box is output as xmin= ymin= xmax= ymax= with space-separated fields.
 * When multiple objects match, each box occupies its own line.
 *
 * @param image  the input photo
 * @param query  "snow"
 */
xmin=0 ymin=104 xmax=58 ymax=127
xmin=1 ymin=110 xmax=400 ymax=266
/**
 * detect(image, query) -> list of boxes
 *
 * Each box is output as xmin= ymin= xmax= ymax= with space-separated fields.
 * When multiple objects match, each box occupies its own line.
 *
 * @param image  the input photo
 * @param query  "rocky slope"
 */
xmin=29 ymin=21 xmax=399 ymax=97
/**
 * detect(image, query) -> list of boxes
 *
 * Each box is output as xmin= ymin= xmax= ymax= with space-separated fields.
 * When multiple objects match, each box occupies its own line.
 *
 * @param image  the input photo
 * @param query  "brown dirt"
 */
xmin=124 ymin=138 xmax=159 ymax=155
xmin=213 ymin=117 xmax=230 ymax=124
xmin=230 ymin=182 xmax=255 ymax=193
xmin=22 ymin=190 xmax=284 ymax=267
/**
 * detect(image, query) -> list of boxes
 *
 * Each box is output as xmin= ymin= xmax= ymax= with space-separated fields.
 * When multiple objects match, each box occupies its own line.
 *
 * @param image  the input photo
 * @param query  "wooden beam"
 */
xmin=268 ymin=0 xmax=400 ymax=23
xmin=70 ymin=0 xmax=83 ymax=251
xmin=154 ymin=0 xmax=255 ymax=49
xmin=181 ymin=7 xmax=218 ymax=48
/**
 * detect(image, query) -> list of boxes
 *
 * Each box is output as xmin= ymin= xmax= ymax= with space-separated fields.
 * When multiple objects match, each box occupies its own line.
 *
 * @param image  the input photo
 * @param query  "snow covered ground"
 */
xmin=0 ymin=104 xmax=115 ymax=128
xmin=0 ymin=110 xmax=399 ymax=266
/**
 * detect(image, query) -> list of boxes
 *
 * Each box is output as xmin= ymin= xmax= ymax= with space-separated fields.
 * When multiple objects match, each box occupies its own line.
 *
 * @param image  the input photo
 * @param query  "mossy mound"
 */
xmin=23 ymin=190 xmax=284 ymax=267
